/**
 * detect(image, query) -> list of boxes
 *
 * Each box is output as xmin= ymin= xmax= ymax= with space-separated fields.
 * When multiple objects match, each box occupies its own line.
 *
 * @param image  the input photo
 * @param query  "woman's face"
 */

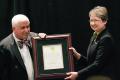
xmin=89 ymin=13 xmax=107 ymax=33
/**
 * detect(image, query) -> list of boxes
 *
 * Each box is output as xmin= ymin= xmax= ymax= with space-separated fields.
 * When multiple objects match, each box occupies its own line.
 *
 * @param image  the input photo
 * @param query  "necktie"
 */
xmin=92 ymin=32 xmax=97 ymax=42
xmin=18 ymin=40 xmax=31 ymax=49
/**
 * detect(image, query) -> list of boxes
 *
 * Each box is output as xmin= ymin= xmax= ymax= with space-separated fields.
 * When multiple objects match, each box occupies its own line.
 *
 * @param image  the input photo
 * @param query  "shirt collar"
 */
xmin=13 ymin=32 xmax=21 ymax=42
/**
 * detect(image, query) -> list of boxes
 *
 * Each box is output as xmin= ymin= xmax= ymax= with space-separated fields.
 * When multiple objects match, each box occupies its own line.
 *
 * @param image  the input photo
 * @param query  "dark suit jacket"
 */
xmin=0 ymin=32 xmax=38 ymax=80
xmin=77 ymin=29 xmax=118 ymax=80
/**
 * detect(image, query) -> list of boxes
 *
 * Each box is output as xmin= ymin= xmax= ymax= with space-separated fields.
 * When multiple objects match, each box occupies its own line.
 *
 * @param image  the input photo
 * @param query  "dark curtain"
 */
xmin=0 ymin=0 xmax=90 ymax=55
xmin=0 ymin=0 xmax=120 ymax=79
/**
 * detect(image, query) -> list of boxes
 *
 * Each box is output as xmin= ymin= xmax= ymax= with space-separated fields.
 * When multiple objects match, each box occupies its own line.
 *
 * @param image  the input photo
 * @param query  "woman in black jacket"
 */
xmin=65 ymin=6 xmax=117 ymax=80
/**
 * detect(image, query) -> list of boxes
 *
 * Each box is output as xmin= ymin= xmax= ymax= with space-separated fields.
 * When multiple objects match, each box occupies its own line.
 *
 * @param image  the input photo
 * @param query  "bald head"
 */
xmin=11 ymin=14 xmax=30 ymax=28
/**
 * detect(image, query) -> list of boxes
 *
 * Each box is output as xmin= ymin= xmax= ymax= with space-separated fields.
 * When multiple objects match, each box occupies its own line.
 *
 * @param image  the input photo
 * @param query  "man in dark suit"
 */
xmin=0 ymin=14 xmax=46 ymax=80
xmin=65 ymin=6 xmax=117 ymax=80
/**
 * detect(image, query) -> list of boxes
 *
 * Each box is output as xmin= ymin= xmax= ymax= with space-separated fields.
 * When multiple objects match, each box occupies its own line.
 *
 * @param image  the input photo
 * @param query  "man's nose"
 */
xmin=25 ymin=28 xmax=29 ymax=32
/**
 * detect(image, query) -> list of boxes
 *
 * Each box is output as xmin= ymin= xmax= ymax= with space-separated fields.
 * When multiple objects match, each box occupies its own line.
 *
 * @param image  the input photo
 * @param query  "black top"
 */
xmin=77 ymin=29 xmax=118 ymax=80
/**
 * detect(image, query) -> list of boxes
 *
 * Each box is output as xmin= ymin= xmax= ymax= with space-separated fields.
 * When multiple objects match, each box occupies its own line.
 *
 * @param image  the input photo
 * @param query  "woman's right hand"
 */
xmin=69 ymin=47 xmax=81 ymax=60
xmin=69 ymin=47 xmax=78 ymax=54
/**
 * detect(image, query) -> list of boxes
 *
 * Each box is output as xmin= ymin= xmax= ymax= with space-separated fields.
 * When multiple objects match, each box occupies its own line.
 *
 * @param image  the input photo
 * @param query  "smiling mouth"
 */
xmin=92 ymin=26 xmax=96 ymax=28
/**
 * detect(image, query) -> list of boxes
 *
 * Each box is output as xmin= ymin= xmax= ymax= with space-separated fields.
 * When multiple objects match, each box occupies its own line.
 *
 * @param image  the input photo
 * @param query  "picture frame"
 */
xmin=32 ymin=34 xmax=74 ymax=80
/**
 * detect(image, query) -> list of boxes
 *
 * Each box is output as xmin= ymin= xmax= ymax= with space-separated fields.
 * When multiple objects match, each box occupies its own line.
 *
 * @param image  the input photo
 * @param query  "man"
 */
xmin=0 ymin=14 xmax=46 ymax=80
xmin=65 ymin=6 xmax=117 ymax=80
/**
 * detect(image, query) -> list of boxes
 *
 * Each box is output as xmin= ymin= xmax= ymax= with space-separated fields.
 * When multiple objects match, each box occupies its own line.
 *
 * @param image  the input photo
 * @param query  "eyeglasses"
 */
xmin=89 ymin=19 xmax=101 ymax=22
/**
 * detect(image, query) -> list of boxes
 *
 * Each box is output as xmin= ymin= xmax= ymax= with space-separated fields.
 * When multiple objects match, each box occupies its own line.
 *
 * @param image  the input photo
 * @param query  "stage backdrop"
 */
xmin=0 ymin=0 xmax=120 ymax=79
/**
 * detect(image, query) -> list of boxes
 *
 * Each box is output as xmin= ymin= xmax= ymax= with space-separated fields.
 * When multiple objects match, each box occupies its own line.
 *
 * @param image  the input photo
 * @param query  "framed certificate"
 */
xmin=32 ymin=34 xmax=74 ymax=80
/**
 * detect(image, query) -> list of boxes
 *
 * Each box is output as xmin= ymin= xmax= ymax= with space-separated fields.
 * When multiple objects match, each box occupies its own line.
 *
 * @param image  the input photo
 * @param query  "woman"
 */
xmin=65 ymin=6 xmax=116 ymax=80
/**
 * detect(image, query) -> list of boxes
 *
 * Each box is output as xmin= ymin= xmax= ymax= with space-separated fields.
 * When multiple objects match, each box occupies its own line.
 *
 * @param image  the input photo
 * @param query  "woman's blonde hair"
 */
xmin=89 ymin=6 xmax=108 ymax=21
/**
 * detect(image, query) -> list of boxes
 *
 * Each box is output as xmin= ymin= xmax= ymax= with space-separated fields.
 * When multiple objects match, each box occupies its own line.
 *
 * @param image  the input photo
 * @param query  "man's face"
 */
xmin=13 ymin=20 xmax=30 ymax=40
xmin=89 ymin=14 xmax=107 ymax=33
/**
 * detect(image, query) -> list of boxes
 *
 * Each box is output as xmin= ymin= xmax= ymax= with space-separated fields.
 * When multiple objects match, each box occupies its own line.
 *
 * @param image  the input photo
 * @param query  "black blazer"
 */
xmin=77 ymin=29 xmax=118 ymax=80
xmin=0 ymin=32 xmax=38 ymax=80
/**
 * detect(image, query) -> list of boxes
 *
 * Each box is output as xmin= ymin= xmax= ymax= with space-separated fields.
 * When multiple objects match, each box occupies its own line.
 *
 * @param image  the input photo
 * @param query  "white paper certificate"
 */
xmin=42 ymin=44 xmax=64 ymax=70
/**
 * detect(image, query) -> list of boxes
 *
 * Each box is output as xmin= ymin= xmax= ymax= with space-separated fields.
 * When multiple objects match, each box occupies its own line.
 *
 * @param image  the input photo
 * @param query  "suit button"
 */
xmin=15 ymin=65 xmax=18 ymax=69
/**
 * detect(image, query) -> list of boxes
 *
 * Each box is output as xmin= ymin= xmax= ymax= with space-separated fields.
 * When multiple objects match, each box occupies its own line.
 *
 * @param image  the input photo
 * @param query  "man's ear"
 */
xmin=12 ymin=27 xmax=15 ymax=31
xmin=12 ymin=27 xmax=14 ymax=30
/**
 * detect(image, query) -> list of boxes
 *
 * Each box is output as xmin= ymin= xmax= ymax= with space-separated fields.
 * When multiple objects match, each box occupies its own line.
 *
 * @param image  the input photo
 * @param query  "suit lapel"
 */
xmin=10 ymin=34 xmax=26 ymax=69
xmin=87 ymin=35 xmax=98 ymax=59
xmin=87 ymin=36 xmax=94 ymax=56
xmin=87 ymin=29 xmax=107 ymax=60
xmin=9 ymin=32 xmax=37 ymax=69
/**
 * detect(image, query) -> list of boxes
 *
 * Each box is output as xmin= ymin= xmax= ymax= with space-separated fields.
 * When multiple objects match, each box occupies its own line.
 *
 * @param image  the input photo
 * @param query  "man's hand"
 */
xmin=65 ymin=72 xmax=78 ymax=80
xmin=38 ymin=33 xmax=47 ymax=39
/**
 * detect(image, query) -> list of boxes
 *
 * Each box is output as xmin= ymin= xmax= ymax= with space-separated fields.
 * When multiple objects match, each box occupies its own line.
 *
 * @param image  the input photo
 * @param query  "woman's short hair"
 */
xmin=89 ymin=6 xmax=108 ymax=21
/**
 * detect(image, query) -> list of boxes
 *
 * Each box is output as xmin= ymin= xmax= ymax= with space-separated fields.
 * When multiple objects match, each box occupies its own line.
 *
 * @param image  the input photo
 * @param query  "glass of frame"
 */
xmin=32 ymin=34 xmax=74 ymax=80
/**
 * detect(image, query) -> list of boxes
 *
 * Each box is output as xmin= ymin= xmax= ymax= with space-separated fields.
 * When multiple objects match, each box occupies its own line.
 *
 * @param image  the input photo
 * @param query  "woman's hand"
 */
xmin=69 ymin=47 xmax=78 ymax=54
xmin=65 ymin=72 xmax=78 ymax=80
xmin=69 ymin=47 xmax=81 ymax=60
